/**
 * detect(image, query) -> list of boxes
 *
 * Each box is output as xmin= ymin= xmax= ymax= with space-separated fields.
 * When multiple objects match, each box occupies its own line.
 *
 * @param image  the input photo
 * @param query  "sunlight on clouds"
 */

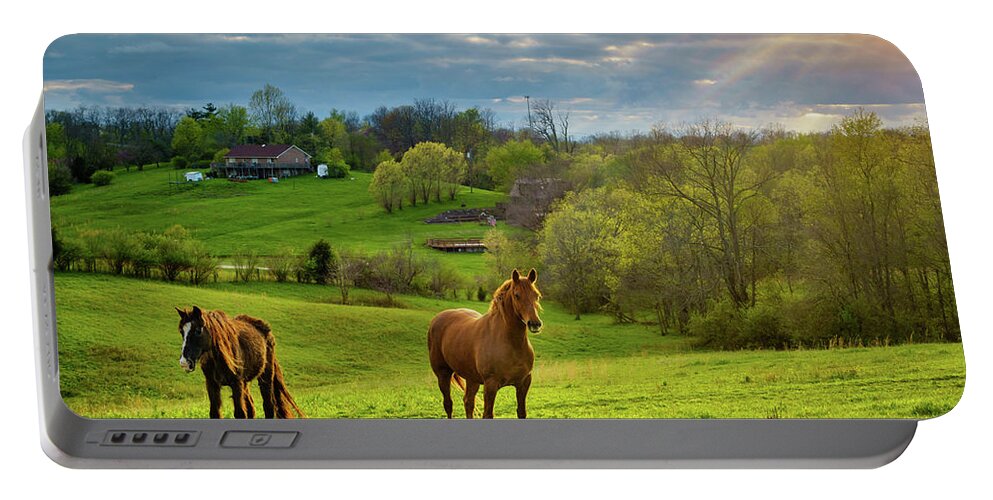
xmin=508 ymin=37 xmax=540 ymax=48
xmin=694 ymin=79 xmax=718 ymax=86
xmin=44 ymin=79 xmax=134 ymax=93
xmin=464 ymin=35 xmax=497 ymax=45
xmin=509 ymin=57 xmax=595 ymax=67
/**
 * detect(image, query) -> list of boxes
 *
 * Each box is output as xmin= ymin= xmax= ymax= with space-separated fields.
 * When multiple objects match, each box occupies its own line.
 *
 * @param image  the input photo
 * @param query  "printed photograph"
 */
xmin=44 ymin=34 xmax=964 ymax=419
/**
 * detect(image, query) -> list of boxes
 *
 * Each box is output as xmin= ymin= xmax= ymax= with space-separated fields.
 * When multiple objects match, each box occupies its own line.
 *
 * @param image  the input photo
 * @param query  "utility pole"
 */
xmin=525 ymin=95 xmax=532 ymax=133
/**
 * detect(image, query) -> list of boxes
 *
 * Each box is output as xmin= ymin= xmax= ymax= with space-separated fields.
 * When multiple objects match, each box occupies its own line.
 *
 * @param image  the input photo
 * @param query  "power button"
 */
xmin=220 ymin=431 xmax=298 ymax=448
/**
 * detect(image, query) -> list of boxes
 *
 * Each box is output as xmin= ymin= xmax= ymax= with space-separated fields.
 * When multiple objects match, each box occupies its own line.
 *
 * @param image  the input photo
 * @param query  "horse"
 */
xmin=428 ymin=268 xmax=542 ymax=419
xmin=176 ymin=306 xmax=304 ymax=419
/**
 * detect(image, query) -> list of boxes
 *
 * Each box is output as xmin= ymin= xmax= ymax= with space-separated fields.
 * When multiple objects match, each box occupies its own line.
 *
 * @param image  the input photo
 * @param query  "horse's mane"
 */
xmin=202 ymin=309 xmax=246 ymax=374
xmin=487 ymin=278 xmax=542 ymax=317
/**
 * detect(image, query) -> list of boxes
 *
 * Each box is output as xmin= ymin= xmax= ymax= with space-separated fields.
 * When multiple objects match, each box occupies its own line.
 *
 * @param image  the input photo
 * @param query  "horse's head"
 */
xmin=509 ymin=268 xmax=543 ymax=334
xmin=176 ymin=306 xmax=208 ymax=373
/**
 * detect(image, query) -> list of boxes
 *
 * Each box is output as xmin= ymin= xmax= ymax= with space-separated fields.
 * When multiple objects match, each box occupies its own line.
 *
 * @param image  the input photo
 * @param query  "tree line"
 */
xmin=53 ymin=227 xmax=480 ymax=308
xmin=484 ymin=111 xmax=958 ymax=349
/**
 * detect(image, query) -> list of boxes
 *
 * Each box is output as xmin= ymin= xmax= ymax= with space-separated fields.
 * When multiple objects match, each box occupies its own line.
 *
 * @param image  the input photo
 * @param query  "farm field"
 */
xmin=50 ymin=165 xmax=516 ymax=277
xmin=56 ymin=273 xmax=965 ymax=419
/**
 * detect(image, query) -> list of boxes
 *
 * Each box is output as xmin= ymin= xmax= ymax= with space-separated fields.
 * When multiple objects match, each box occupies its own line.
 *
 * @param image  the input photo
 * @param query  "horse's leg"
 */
xmin=230 ymin=382 xmax=247 ymax=419
xmin=515 ymin=374 xmax=532 ymax=419
xmin=482 ymin=381 xmax=499 ymax=419
xmin=206 ymin=377 xmax=223 ymax=419
xmin=463 ymin=381 xmax=480 ymax=419
xmin=436 ymin=371 xmax=454 ymax=419
xmin=243 ymin=383 xmax=256 ymax=419
xmin=258 ymin=369 xmax=275 ymax=419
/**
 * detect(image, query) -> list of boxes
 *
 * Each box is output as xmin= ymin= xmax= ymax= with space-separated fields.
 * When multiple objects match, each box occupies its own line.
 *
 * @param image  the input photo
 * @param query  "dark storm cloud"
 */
xmin=43 ymin=34 xmax=926 ymax=133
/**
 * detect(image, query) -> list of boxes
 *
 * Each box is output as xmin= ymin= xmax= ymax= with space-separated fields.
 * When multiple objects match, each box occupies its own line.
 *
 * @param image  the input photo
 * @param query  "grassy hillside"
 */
xmin=51 ymin=166 xmax=515 ymax=277
xmin=56 ymin=273 xmax=965 ymax=419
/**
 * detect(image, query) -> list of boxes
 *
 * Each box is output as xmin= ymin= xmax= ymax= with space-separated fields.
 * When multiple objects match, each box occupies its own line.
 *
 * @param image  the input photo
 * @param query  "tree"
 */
xmin=530 ymin=99 xmax=574 ymax=154
xmin=332 ymin=250 xmax=362 ymax=304
xmin=46 ymin=122 xmax=67 ymax=168
xmin=248 ymin=84 xmax=296 ymax=143
xmin=318 ymin=117 xmax=350 ymax=154
xmin=171 ymin=116 xmax=204 ymax=161
xmin=400 ymin=142 xmax=464 ymax=204
xmin=295 ymin=111 xmax=321 ymax=155
xmin=48 ymin=163 xmax=73 ymax=196
xmin=301 ymin=239 xmax=336 ymax=285
xmin=638 ymin=121 xmax=772 ymax=309
xmin=216 ymin=105 xmax=249 ymax=147
xmin=315 ymin=147 xmax=350 ymax=178
xmin=483 ymin=140 xmax=546 ymax=192
xmin=369 ymin=159 xmax=406 ymax=213
xmin=539 ymin=188 xmax=627 ymax=319
xmin=482 ymin=229 xmax=535 ymax=291
xmin=367 ymin=241 xmax=424 ymax=305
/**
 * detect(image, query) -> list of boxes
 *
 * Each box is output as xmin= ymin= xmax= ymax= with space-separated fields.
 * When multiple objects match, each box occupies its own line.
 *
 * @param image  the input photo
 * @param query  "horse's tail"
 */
xmin=451 ymin=373 xmax=466 ymax=392
xmin=270 ymin=353 xmax=305 ymax=418
xmin=449 ymin=373 xmax=483 ymax=418
xmin=248 ymin=318 xmax=304 ymax=419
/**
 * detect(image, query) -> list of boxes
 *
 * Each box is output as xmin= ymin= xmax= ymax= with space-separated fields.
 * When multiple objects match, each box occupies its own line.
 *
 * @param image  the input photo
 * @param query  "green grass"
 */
xmin=52 ymin=165 xmax=517 ymax=277
xmin=56 ymin=273 xmax=965 ymax=419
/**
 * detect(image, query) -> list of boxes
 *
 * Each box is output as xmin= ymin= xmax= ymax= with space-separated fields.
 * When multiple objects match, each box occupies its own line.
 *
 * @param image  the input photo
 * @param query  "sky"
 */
xmin=42 ymin=34 xmax=927 ymax=135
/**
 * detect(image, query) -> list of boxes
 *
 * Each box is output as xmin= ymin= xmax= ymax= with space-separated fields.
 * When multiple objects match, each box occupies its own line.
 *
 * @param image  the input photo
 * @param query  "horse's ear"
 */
xmin=512 ymin=269 xmax=521 ymax=283
xmin=175 ymin=307 xmax=187 ymax=319
xmin=528 ymin=268 xmax=537 ymax=284
xmin=191 ymin=306 xmax=203 ymax=319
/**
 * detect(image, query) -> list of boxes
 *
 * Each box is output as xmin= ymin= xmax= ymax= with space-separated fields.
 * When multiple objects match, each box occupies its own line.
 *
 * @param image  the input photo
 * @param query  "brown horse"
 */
xmin=176 ymin=306 xmax=304 ymax=419
xmin=428 ymin=268 xmax=542 ymax=419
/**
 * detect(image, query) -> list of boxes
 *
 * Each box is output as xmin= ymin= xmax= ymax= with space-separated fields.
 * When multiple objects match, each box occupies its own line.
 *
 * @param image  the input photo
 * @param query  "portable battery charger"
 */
xmin=26 ymin=34 xmax=964 ymax=468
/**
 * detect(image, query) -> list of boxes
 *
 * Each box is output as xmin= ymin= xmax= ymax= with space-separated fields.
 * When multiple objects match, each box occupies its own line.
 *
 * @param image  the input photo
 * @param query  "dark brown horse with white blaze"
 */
xmin=428 ymin=268 xmax=542 ymax=419
xmin=176 ymin=306 xmax=304 ymax=419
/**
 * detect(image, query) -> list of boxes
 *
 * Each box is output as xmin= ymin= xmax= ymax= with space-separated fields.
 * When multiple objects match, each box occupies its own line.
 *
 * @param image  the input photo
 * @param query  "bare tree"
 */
xmin=530 ymin=99 xmax=574 ymax=154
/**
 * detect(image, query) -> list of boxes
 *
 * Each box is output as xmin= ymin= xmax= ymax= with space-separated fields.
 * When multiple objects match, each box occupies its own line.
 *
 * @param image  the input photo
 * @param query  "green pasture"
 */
xmin=56 ymin=273 xmax=965 ymax=419
xmin=51 ymin=165 xmax=515 ymax=277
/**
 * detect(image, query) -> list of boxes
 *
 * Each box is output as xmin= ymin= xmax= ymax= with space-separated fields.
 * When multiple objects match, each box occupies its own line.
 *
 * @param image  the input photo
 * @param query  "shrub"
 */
xmin=365 ymin=242 xmax=424 ymax=304
xmin=742 ymin=304 xmax=793 ymax=349
xmin=48 ymin=164 xmax=74 ymax=196
xmin=688 ymin=301 xmax=744 ymax=350
xmin=267 ymin=249 xmax=297 ymax=283
xmin=156 ymin=225 xmax=193 ymax=281
xmin=90 ymin=170 xmax=114 ymax=186
xmin=186 ymin=242 xmax=217 ymax=285
xmin=128 ymin=233 xmax=158 ymax=278
xmin=327 ymin=162 xmax=350 ymax=179
xmin=232 ymin=251 xmax=262 ymax=282
xmin=171 ymin=156 xmax=188 ymax=170
xmin=426 ymin=260 xmax=462 ymax=298
xmin=52 ymin=228 xmax=84 ymax=271
xmin=301 ymin=239 xmax=336 ymax=284
xmin=477 ymin=286 xmax=488 ymax=302
xmin=333 ymin=251 xmax=362 ymax=305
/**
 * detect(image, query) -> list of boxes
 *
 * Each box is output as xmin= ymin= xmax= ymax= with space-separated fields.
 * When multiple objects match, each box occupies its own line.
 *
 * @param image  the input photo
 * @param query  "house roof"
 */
xmin=225 ymin=144 xmax=311 ymax=159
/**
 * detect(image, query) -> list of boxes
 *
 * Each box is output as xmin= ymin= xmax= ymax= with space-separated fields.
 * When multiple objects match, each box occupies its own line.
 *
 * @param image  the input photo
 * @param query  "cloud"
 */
xmin=43 ymin=79 xmax=135 ymax=93
xmin=463 ymin=35 xmax=497 ymax=45
xmin=107 ymin=41 xmax=176 ymax=54
xmin=693 ymin=79 xmax=718 ymax=86
xmin=508 ymin=57 xmax=596 ymax=67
